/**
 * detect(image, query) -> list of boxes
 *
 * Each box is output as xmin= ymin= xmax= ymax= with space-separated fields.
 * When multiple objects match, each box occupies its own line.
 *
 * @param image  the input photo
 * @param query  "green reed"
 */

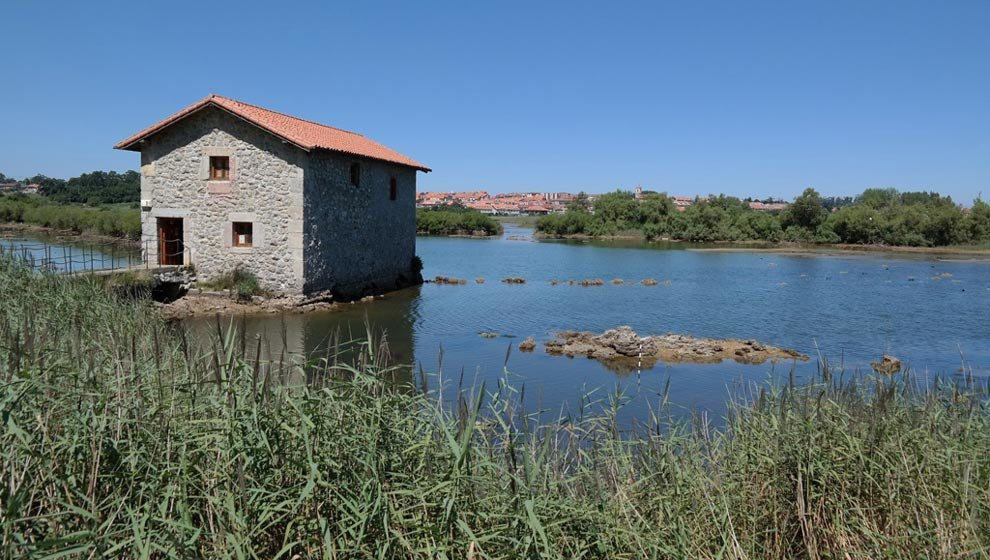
xmin=1 ymin=257 xmax=988 ymax=559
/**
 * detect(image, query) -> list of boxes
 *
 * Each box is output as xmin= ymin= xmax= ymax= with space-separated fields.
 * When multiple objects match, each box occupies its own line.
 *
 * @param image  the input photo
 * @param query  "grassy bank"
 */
xmin=1 ymin=259 xmax=988 ymax=558
xmin=0 ymin=194 xmax=141 ymax=239
xmin=493 ymin=214 xmax=542 ymax=228
xmin=416 ymin=207 xmax=502 ymax=236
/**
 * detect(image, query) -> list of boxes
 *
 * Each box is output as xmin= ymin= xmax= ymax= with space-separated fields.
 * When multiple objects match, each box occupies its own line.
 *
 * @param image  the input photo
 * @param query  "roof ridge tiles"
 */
xmin=115 ymin=94 xmax=429 ymax=172
xmin=211 ymin=94 xmax=367 ymax=138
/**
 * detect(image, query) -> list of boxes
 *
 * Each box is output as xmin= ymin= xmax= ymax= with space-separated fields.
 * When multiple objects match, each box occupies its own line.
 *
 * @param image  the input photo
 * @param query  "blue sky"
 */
xmin=1 ymin=1 xmax=988 ymax=201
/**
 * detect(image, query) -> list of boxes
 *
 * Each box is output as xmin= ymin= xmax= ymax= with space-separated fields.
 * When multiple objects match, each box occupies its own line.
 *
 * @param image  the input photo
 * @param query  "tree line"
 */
xmin=2 ymin=170 xmax=140 ymax=205
xmin=537 ymin=188 xmax=990 ymax=247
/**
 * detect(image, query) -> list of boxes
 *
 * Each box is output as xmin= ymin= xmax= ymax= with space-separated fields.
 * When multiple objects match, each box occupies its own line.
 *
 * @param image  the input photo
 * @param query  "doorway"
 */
xmin=157 ymin=217 xmax=184 ymax=265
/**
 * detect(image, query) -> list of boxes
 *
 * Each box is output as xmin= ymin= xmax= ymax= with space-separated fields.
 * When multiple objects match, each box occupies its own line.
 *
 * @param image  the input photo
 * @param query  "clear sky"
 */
xmin=1 ymin=1 xmax=988 ymax=201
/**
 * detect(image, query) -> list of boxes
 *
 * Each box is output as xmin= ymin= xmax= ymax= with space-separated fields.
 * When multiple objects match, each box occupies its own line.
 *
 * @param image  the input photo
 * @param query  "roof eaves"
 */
xmin=313 ymin=146 xmax=432 ymax=173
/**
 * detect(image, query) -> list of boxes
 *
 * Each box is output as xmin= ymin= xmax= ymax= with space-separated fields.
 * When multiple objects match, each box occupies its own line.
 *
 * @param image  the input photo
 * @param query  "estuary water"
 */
xmin=186 ymin=224 xmax=990 ymax=424
xmin=0 ymin=234 xmax=139 ymax=273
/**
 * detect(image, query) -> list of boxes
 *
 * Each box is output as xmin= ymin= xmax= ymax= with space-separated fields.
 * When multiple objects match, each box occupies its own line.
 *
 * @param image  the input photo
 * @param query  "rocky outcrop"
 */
xmin=544 ymin=326 xmax=808 ymax=367
xmin=871 ymin=355 xmax=902 ymax=374
xmin=518 ymin=337 xmax=536 ymax=351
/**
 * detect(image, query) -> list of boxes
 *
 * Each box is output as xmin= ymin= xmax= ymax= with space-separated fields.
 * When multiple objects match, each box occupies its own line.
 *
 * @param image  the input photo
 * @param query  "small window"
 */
xmin=232 ymin=221 xmax=253 ymax=247
xmin=389 ymin=176 xmax=397 ymax=201
xmin=210 ymin=156 xmax=230 ymax=180
xmin=350 ymin=163 xmax=361 ymax=187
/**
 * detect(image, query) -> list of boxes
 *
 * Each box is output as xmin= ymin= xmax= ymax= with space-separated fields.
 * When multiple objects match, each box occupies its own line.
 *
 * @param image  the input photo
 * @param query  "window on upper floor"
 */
xmin=232 ymin=221 xmax=253 ymax=247
xmin=210 ymin=156 xmax=230 ymax=180
xmin=350 ymin=163 xmax=361 ymax=187
xmin=389 ymin=176 xmax=397 ymax=201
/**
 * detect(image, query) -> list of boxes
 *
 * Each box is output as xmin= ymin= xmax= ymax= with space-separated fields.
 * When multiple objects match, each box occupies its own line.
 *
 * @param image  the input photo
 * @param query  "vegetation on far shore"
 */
xmin=2 ymin=257 xmax=989 ymax=558
xmin=537 ymin=188 xmax=990 ymax=247
xmin=0 ymin=194 xmax=141 ymax=239
xmin=5 ymin=167 xmax=990 ymax=250
xmin=416 ymin=206 xmax=502 ymax=236
xmin=1 ymin=170 xmax=140 ymax=205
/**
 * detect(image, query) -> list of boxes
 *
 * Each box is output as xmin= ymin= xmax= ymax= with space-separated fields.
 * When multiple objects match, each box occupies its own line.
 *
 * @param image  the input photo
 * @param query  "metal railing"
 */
xmin=0 ymin=235 xmax=188 ymax=275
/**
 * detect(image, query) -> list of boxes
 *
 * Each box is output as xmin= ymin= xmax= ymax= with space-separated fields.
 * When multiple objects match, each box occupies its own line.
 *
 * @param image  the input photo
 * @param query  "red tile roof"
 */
xmin=114 ymin=94 xmax=430 ymax=172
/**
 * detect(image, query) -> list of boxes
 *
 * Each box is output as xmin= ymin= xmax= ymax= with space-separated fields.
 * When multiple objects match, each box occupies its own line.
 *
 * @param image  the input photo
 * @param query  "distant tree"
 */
xmin=639 ymin=193 xmax=675 ymax=223
xmin=39 ymin=170 xmax=139 ymax=204
xmin=857 ymin=188 xmax=900 ymax=209
xmin=567 ymin=191 xmax=591 ymax=212
xmin=784 ymin=188 xmax=828 ymax=230
xmin=25 ymin=174 xmax=66 ymax=190
xmin=705 ymin=194 xmax=748 ymax=215
xmin=822 ymin=196 xmax=855 ymax=211
xmin=900 ymin=190 xmax=955 ymax=208
xmin=965 ymin=198 xmax=990 ymax=241
xmin=592 ymin=191 xmax=641 ymax=229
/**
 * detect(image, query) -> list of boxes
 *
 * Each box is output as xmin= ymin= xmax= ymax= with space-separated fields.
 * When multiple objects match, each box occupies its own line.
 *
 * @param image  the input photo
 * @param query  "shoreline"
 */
xmin=8 ymin=221 xmax=990 ymax=263
xmin=0 ymin=222 xmax=140 ymax=248
xmin=533 ymin=230 xmax=990 ymax=258
xmin=687 ymin=243 xmax=990 ymax=259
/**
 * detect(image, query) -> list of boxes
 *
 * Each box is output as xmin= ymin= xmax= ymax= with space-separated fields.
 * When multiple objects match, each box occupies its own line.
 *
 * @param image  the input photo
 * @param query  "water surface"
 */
xmin=186 ymin=224 xmax=990 ymax=424
xmin=0 ymin=234 xmax=139 ymax=273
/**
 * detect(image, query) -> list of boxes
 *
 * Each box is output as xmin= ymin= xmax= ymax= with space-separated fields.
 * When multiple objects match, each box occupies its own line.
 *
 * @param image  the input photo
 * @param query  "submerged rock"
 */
xmin=544 ymin=326 xmax=808 ymax=367
xmin=871 ymin=355 xmax=902 ymax=374
xmin=479 ymin=331 xmax=498 ymax=338
xmin=501 ymin=277 xmax=526 ymax=284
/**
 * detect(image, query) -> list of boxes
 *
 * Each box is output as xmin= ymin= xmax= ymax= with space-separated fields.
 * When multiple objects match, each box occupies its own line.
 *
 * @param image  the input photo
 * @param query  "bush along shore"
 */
xmin=2 ymin=257 xmax=989 ymax=558
xmin=537 ymin=188 xmax=990 ymax=247
xmin=416 ymin=206 xmax=502 ymax=236
xmin=0 ymin=193 xmax=141 ymax=239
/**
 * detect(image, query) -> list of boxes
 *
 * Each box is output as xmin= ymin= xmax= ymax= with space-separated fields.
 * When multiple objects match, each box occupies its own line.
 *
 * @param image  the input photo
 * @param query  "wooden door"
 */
xmin=157 ymin=217 xmax=184 ymax=265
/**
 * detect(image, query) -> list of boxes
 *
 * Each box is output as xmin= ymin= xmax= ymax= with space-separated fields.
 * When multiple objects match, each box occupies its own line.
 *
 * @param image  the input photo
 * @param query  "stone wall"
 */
xmin=139 ymin=106 xmax=306 ymax=293
xmin=303 ymin=151 xmax=418 ymax=297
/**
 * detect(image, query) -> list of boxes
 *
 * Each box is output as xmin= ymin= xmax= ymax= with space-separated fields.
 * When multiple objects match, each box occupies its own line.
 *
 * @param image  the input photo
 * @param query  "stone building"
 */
xmin=115 ymin=94 xmax=430 ymax=297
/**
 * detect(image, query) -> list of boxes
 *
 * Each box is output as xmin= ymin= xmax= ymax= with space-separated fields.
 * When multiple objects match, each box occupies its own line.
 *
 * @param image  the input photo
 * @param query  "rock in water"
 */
xmin=871 ymin=355 xmax=902 ymax=374
xmin=518 ymin=337 xmax=536 ymax=351
xmin=544 ymin=326 xmax=808 ymax=368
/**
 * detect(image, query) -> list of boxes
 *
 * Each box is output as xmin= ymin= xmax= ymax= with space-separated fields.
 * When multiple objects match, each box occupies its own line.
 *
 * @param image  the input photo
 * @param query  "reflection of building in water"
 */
xmin=180 ymin=287 xmax=420 ymax=387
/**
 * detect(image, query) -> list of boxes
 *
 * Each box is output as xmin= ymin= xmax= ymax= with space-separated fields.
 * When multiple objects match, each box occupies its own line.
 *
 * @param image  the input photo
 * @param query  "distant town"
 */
xmin=416 ymin=186 xmax=790 ymax=215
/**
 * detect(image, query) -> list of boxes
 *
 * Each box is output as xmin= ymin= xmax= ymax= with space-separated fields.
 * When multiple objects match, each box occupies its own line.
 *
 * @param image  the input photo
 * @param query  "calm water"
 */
xmin=186 ymin=224 xmax=990 ymax=424
xmin=0 ymin=235 xmax=139 ymax=273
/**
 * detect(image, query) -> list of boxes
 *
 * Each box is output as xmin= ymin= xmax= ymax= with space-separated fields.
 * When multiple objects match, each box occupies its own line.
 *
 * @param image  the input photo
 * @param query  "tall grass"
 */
xmin=1 ymin=257 xmax=988 ymax=558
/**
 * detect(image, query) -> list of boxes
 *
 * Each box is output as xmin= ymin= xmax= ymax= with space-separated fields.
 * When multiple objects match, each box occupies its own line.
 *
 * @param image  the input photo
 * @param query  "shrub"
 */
xmin=416 ymin=208 xmax=501 ymax=236
xmin=199 ymin=267 xmax=265 ymax=299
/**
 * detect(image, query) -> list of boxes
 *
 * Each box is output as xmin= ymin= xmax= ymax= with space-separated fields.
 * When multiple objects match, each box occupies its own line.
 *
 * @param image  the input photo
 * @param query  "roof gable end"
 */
xmin=114 ymin=94 xmax=430 ymax=172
